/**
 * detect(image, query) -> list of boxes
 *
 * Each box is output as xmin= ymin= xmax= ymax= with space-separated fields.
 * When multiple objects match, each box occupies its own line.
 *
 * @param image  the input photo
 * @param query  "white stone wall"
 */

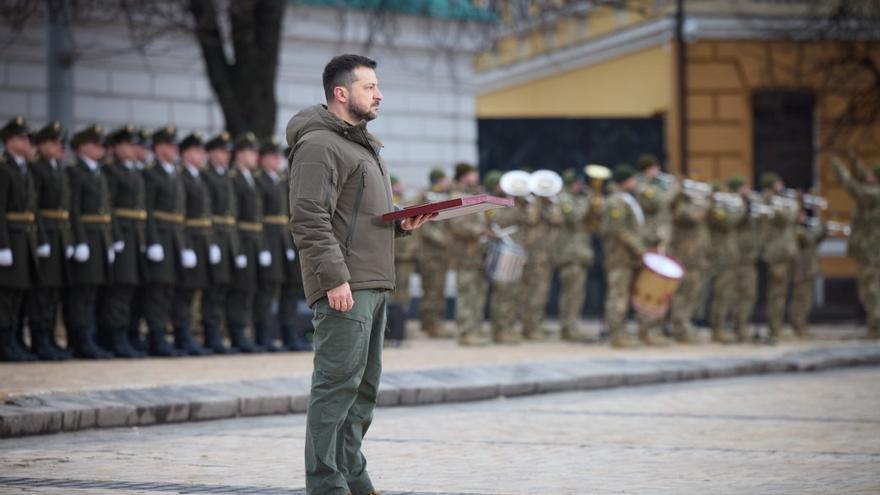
xmin=0 ymin=5 xmax=481 ymax=190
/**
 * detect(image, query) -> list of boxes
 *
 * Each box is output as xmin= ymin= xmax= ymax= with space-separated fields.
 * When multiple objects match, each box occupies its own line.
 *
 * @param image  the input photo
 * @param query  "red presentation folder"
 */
xmin=381 ymin=194 xmax=513 ymax=222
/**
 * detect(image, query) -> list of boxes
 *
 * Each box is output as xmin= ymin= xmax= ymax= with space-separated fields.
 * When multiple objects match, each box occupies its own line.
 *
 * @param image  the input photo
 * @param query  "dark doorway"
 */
xmin=752 ymin=91 xmax=815 ymax=190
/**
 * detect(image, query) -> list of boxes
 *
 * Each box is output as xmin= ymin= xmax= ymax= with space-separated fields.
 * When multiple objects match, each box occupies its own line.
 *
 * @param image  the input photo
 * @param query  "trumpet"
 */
xmin=682 ymin=178 xmax=712 ymax=198
xmin=712 ymin=191 xmax=744 ymax=208
xmin=802 ymin=193 xmax=828 ymax=210
xmin=826 ymin=220 xmax=851 ymax=236
xmin=749 ymin=202 xmax=775 ymax=219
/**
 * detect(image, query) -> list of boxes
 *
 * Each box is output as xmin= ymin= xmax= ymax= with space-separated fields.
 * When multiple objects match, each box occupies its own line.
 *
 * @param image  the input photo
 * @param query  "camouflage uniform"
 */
xmin=668 ymin=193 xmax=710 ymax=342
xmin=555 ymin=190 xmax=593 ymax=340
xmin=416 ymin=189 xmax=451 ymax=337
xmin=520 ymin=196 xmax=563 ymax=340
xmin=600 ymin=190 xmax=645 ymax=348
xmin=707 ymin=194 xmax=747 ymax=342
xmin=732 ymin=195 xmax=765 ymax=339
xmin=832 ymin=160 xmax=880 ymax=338
xmin=448 ymin=186 xmax=489 ymax=345
xmin=789 ymin=219 xmax=826 ymax=336
xmin=761 ymin=191 xmax=799 ymax=339
xmin=487 ymin=196 xmax=534 ymax=343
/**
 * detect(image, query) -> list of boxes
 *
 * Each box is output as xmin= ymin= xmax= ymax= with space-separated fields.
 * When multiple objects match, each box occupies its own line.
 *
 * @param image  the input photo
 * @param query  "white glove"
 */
xmin=285 ymin=248 xmax=296 ymax=261
xmin=235 ymin=254 xmax=247 ymax=269
xmin=209 ymin=244 xmax=222 ymax=265
xmin=113 ymin=241 xmax=125 ymax=253
xmin=146 ymin=244 xmax=165 ymax=262
xmin=107 ymin=249 xmax=115 ymax=264
xmin=258 ymin=250 xmax=272 ymax=267
xmin=181 ymin=249 xmax=197 ymax=269
xmin=36 ymin=244 xmax=51 ymax=258
xmin=73 ymin=243 xmax=90 ymax=263
xmin=65 ymin=245 xmax=75 ymax=259
xmin=0 ymin=248 xmax=12 ymax=267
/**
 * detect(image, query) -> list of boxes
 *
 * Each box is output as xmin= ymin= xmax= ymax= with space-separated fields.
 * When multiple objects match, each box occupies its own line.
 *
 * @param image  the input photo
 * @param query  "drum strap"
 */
xmin=621 ymin=192 xmax=644 ymax=225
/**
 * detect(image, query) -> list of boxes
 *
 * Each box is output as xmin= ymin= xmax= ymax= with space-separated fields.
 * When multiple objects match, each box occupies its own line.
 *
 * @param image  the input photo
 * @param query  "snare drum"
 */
xmin=631 ymin=252 xmax=685 ymax=318
xmin=485 ymin=240 xmax=527 ymax=283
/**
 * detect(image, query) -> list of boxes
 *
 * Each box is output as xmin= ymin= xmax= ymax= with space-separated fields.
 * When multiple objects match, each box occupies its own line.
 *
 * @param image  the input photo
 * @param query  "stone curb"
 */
xmin=2 ymin=343 xmax=879 ymax=438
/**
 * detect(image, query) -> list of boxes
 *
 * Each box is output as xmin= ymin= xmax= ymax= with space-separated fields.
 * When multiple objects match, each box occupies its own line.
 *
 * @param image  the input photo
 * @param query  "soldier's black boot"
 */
xmin=174 ymin=326 xmax=212 ymax=356
xmin=148 ymin=325 xmax=180 ymax=357
xmin=229 ymin=325 xmax=262 ymax=353
xmin=110 ymin=327 xmax=145 ymax=358
xmin=293 ymin=325 xmax=313 ymax=352
xmin=30 ymin=327 xmax=66 ymax=361
xmin=128 ymin=320 xmax=148 ymax=353
xmin=280 ymin=324 xmax=300 ymax=351
xmin=48 ymin=330 xmax=72 ymax=360
xmin=0 ymin=328 xmax=36 ymax=362
xmin=255 ymin=324 xmax=281 ymax=352
xmin=73 ymin=324 xmax=114 ymax=359
xmin=203 ymin=324 xmax=235 ymax=354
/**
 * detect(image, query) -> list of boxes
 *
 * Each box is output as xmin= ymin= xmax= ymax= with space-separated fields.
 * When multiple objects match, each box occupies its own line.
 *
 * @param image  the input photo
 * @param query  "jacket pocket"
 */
xmin=344 ymin=167 xmax=367 ymax=256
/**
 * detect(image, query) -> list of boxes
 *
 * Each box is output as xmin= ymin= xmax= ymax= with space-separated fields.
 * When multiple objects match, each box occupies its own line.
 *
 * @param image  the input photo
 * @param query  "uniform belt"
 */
xmin=38 ymin=209 xmax=69 ymax=220
xmin=237 ymin=221 xmax=263 ymax=232
xmin=212 ymin=215 xmax=236 ymax=226
xmin=262 ymin=215 xmax=288 ymax=225
xmin=114 ymin=208 xmax=147 ymax=220
xmin=80 ymin=214 xmax=112 ymax=224
xmin=6 ymin=212 xmax=35 ymax=223
xmin=186 ymin=217 xmax=212 ymax=228
xmin=151 ymin=210 xmax=184 ymax=224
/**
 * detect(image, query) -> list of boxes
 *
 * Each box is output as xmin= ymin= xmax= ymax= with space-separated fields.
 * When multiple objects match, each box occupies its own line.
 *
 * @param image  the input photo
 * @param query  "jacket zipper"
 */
xmin=345 ymin=168 xmax=367 ymax=256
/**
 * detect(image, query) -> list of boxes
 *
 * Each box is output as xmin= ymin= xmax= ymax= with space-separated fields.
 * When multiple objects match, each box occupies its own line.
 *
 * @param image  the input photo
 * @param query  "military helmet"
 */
xmin=0 ymin=115 xmax=30 ymax=142
xmin=70 ymin=124 xmax=104 ymax=148
xmin=34 ymin=120 xmax=65 ymax=144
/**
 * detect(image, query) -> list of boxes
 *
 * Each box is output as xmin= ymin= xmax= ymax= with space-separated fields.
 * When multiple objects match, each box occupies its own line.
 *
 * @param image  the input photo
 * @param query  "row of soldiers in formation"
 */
xmin=392 ymin=155 xmax=880 ymax=348
xmin=0 ymin=116 xmax=312 ymax=362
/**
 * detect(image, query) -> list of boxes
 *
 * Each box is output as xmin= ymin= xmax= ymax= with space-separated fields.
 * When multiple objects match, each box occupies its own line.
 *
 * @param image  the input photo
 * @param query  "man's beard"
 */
xmin=348 ymin=99 xmax=378 ymax=122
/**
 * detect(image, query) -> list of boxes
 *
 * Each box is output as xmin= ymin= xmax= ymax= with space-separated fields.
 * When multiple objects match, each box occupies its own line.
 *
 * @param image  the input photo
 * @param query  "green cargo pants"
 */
xmin=305 ymin=289 xmax=387 ymax=495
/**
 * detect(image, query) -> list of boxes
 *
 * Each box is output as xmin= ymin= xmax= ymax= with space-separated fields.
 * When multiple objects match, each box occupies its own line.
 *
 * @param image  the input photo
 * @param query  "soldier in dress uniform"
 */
xmin=760 ymin=172 xmax=799 ymax=342
xmin=98 ymin=124 xmax=147 ymax=358
xmin=25 ymin=121 xmax=72 ymax=360
xmin=278 ymin=145 xmax=310 ymax=351
xmin=127 ymin=128 xmax=152 ymax=351
xmin=253 ymin=136 xmax=290 ymax=352
xmin=667 ymin=181 xmax=711 ymax=343
xmin=832 ymin=157 xmax=880 ymax=339
xmin=417 ymin=168 xmax=452 ymax=338
xmin=0 ymin=116 xmax=39 ymax=361
xmin=555 ymin=169 xmax=594 ymax=341
xmin=448 ymin=163 xmax=489 ymax=346
xmin=172 ymin=132 xmax=213 ymax=355
xmin=142 ymin=125 xmax=191 ymax=357
xmin=600 ymin=165 xmax=645 ymax=349
xmin=201 ymin=131 xmax=238 ymax=353
xmin=227 ymin=132 xmax=265 ymax=352
xmin=65 ymin=124 xmax=115 ymax=359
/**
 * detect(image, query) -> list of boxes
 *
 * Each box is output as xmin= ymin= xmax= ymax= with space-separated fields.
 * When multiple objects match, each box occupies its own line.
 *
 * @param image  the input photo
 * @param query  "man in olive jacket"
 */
xmin=287 ymin=54 xmax=430 ymax=495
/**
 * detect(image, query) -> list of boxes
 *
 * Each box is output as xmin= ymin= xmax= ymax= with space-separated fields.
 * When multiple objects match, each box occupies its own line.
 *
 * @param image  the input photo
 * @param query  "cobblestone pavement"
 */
xmin=1 ymin=367 xmax=878 ymax=494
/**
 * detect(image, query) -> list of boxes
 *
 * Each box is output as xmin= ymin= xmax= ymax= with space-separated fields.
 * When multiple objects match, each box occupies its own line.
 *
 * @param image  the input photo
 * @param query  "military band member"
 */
xmin=555 ymin=169 xmax=594 ymax=341
xmin=668 ymin=182 xmax=711 ymax=343
xmin=127 ymin=128 xmax=152 ymax=350
xmin=278 ymin=146 xmax=310 ymax=351
xmin=228 ymin=132 xmax=265 ymax=352
xmin=0 ymin=117 xmax=39 ymax=361
xmin=253 ymin=136 xmax=289 ymax=352
xmin=65 ymin=124 xmax=115 ymax=359
xmin=707 ymin=184 xmax=747 ymax=343
xmin=417 ymin=168 xmax=452 ymax=338
xmin=730 ymin=177 xmax=764 ymax=341
xmin=790 ymin=207 xmax=826 ymax=337
xmin=98 ymin=125 xmax=147 ymax=358
xmin=832 ymin=158 xmax=880 ymax=339
xmin=601 ymin=165 xmax=645 ymax=349
xmin=172 ymin=132 xmax=213 ymax=355
xmin=388 ymin=175 xmax=418 ymax=343
xmin=760 ymin=172 xmax=799 ymax=341
xmin=25 ymin=121 xmax=72 ymax=360
xmin=201 ymin=131 xmax=238 ymax=353
xmin=142 ymin=126 xmax=190 ymax=357
xmin=520 ymin=188 xmax=563 ymax=341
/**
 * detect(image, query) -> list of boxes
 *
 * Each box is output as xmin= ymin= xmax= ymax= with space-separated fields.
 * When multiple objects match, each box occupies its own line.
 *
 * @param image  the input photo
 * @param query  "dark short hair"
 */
xmin=323 ymin=54 xmax=377 ymax=101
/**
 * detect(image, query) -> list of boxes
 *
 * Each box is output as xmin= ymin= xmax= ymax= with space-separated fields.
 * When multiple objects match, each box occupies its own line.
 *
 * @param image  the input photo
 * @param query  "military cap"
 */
xmin=454 ymin=162 xmax=476 ymax=181
xmin=34 ymin=120 xmax=65 ymax=144
xmin=0 ymin=115 xmax=30 ymax=142
xmin=759 ymin=171 xmax=781 ymax=191
xmin=205 ymin=131 xmax=232 ymax=151
xmin=106 ymin=124 xmax=137 ymax=146
xmin=135 ymin=128 xmax=151 ymax=147
xmin=151 ymin=125 xmax=178 ymax=146
xmin=429 ymin=168 xmax=446 ymax=184
xmin=636 ymin=153 xmax=659 ymax=171
xmin=234 ymin=132 xmax=259 ymax=151
xmin=726 ymin=175 xmax=745 ymax=192
xmin=70 ymin=124 xmax=104 ymax=148
xmin=612 ymin=164 xmax=635 ymax=184
xmin=483 ymin=170 xmax=503 ymax=191
xmin=179 ymin=131 xmax=205 ymax=151
xmin=562 ymin=168 xmax=578 ymax=185
xmin=259 ymin=135 xmax=281 ymax=155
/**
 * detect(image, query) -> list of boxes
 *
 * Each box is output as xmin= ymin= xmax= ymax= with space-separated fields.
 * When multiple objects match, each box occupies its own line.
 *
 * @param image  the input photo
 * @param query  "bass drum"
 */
xmin=631 ymin=252 xmax=685 ymax=318
xmin=484 ymin=240 xmax=527 ymax=284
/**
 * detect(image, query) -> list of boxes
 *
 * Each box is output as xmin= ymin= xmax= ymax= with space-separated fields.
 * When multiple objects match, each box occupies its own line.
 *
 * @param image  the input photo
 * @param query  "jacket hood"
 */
xmin=286 ymin=104 xmax=380 ymax=153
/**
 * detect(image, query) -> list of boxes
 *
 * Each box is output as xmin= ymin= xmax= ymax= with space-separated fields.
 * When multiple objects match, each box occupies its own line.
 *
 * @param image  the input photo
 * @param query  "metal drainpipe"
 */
xmin=675 ymin=0 xmax=688 ymax=176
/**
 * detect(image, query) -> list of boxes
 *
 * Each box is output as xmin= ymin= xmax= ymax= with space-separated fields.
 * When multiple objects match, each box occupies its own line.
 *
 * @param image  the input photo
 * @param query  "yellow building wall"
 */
xmin=476 ymin=45 xmax=673 ymax=118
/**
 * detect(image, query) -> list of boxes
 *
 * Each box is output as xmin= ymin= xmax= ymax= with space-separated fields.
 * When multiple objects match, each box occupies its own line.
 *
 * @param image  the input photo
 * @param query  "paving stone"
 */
xmin=0 ymin=404 xmax=63 ymax=437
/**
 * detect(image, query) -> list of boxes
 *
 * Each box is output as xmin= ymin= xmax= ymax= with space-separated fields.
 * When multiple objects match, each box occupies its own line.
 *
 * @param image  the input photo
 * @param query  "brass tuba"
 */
xmin=584 ymin=164 xmax=611 ymax=231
